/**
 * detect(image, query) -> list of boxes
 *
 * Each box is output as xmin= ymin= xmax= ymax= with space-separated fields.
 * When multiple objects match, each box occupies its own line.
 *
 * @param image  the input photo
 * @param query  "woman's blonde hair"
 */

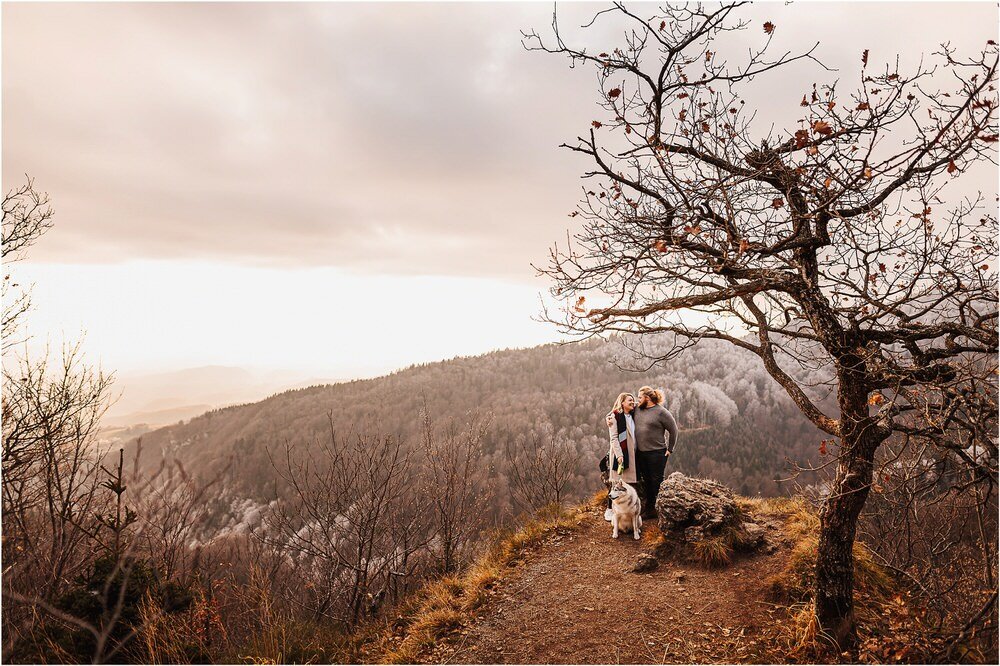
xmin=638 ymin=386 xmax=665 ymax=405
xmin=612 ymin=392 xmax=635 ymax=414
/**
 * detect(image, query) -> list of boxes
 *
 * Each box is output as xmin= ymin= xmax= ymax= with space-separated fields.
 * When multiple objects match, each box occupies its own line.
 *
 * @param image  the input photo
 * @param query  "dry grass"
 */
xmin=368 ymin=502 xmax=591 ymax=664
xmin=135 ymin=566 xmax=353 ymax=665
xmin=764 ymin=536 xmax=892 ymax=607
xmin=739 ymin=496 xmax=943 ymax=662
xmin=736 ymin=494 xmax=817 ymax=534
xmin=692 ymin=536 xmax=733 ymax=568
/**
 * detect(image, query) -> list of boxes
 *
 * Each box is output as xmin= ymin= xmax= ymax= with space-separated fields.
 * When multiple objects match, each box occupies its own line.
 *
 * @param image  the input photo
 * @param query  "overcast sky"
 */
xmin=3 ymin=1 xmax=997 ymax=378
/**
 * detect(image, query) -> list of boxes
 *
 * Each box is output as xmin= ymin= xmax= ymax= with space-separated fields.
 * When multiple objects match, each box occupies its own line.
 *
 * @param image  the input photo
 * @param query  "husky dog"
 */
xmin=608 ymin=480 xmax=642 ymax=540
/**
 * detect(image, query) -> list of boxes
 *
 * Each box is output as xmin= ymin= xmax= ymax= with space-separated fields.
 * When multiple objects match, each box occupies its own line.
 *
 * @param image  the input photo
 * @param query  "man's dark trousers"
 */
xmin=636 ymin=450 xmax=668 ymax=517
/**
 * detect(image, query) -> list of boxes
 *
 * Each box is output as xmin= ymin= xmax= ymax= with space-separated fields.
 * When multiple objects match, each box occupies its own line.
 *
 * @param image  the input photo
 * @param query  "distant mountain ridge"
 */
xmin=102 ymin=404 xmax=214 ymax=429
xmin=105 ymin=365 xmax=341 ymax=427
xmin=125 ymin=336 xmax=828 ymax=535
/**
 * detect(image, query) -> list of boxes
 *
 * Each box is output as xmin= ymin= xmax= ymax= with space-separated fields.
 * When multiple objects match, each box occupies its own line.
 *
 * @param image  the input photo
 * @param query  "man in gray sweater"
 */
xmin=633 ymin=386 xmax=678 ymax=518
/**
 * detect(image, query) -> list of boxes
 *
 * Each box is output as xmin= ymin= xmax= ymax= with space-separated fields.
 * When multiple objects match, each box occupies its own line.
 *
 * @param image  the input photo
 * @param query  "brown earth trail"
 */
xmin=417 ymin=507 xmax=795 ymax=664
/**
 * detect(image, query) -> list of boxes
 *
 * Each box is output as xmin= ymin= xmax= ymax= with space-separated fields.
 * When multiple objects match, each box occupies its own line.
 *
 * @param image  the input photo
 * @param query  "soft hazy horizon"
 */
xmin=4 ymin=1 xmax=997 ymax=381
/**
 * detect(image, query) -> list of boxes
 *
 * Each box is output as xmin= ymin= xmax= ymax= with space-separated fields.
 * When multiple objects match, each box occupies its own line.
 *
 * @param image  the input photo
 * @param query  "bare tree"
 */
xmin=2 ymin=341 xmax=116 ymax=595
xmin=526 ymin=2 xmax=998 ymax=644
xmin=257 ymin=421 xmax=434 ymax=624
xmin=2 ymin=178 xmax=54 ymax=351
xmin=503 ymin=429 xmax=577 ymax=513
xmin=418 ymin=406 xmax=495 ymax=573
xmin=1 ymin=179 xmax=115 ymax=610
xmin=130 ymin=446 xmax=230 ymax=582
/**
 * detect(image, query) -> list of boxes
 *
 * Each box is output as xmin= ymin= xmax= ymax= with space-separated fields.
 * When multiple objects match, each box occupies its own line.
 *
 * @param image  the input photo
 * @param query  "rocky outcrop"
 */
xmin=656 ymin=472 xmax=741 ymax=541
xmin=655 ymin=472 xmax=771 ymax=558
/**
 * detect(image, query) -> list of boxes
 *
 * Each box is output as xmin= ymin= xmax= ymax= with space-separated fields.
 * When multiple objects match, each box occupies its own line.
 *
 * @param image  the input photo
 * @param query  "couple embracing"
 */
xmin=604 ymin=386 xmax=678 ymax=524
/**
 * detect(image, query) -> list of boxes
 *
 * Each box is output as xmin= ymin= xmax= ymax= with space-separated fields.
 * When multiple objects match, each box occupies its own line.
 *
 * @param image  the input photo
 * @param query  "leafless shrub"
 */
xmin=503 ymin=430 xmax=577 ymax=513
xmin=2 ymin=344 xmax=117 ymax=656
xmin=129 ymin=447 xmax=231 ymax=582
xmin=256 ymin=419 xmax=434 ymax=625
xmin=860 ymin=435 xmax=998 ymax=659
xmin=418 ymin=407 xmax=495 ymax=573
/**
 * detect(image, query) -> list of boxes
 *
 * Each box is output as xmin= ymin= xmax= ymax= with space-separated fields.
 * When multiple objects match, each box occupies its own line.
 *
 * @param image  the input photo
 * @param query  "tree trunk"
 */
xmin=814 ymin=360 xmax=890 ymax=646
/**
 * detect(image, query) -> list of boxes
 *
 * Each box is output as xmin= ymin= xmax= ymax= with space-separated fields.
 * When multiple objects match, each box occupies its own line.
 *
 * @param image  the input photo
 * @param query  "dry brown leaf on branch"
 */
xmin=947 ymin=159 xmax=958 ymax=174
xmin=573 ymin=296 xmax=586 ymax=314
xmin=608 ymin=88 xmax=621 ymax=99
xmin=763 ymin=21 xmax=775 ymax=34
xmin=862 ymin=49 xmax=870 ymax=68
xmin=812 ymin=120 xmax=833 ymax=135
xmin=772 ymin=198 xmax=784 ymax=209
xmin=592 ymin=121 xmax=602 ymax=129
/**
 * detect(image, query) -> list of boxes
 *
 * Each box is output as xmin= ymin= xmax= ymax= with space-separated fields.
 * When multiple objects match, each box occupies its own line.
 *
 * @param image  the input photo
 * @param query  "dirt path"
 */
xmin=421 ymin=508 xmax=793 ymax=664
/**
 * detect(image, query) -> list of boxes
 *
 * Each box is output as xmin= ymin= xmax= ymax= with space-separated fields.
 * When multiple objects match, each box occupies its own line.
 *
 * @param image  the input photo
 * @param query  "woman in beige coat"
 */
xmin=608 ymin=392 xmax=638 ymax=484
xmin=604 ymin=392 xmax=638 ymax=520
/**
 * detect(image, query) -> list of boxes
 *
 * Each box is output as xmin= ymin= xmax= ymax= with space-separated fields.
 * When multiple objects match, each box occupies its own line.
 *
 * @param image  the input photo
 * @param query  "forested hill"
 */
xmin=128 ymin=336 xmax=827 ymax=517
